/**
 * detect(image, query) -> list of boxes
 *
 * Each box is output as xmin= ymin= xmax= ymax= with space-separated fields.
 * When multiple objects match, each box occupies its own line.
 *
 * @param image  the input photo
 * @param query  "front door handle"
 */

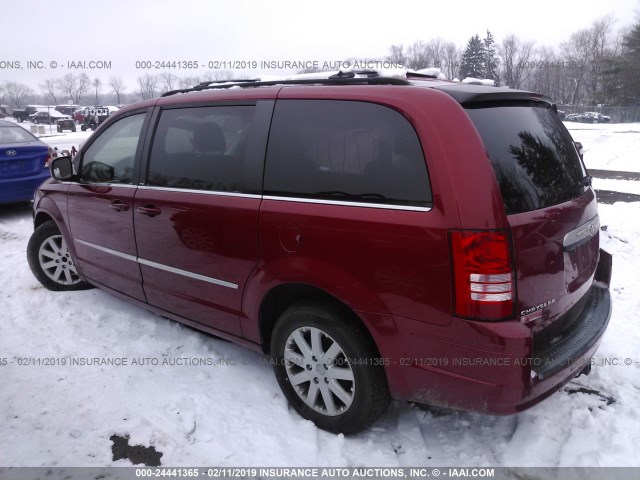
xmin=137 ymin=205 xmax=161 ymax=217
xmin=110 ymin=200 xmax=129 ymax=212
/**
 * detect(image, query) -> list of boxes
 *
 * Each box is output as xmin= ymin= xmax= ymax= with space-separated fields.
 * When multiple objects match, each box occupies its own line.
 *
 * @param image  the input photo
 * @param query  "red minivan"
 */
xmin=27 ymin=73 xmax=612 ymax=434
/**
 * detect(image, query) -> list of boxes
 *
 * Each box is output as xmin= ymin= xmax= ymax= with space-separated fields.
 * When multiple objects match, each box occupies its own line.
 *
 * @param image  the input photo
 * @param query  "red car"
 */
xmin=27 ymin=73 xmax=612 ymax=434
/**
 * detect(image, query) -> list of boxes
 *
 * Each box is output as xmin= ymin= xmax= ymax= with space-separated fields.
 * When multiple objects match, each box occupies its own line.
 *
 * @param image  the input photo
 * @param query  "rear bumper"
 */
xmin=0 ymin=171 xmax=50 ymax=204
xmin=383 ymin=249 xmax=612 ymax=414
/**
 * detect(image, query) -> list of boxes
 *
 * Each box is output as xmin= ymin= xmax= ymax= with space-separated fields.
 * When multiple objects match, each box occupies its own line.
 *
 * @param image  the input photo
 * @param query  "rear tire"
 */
xmin=271 ymin=302 xmax=390 ymax=434
xmin=27 ymin=221 xmax=93 ymax=291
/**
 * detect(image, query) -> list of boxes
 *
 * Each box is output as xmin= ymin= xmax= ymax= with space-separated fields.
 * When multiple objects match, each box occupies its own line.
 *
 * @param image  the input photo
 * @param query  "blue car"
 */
xmin=0 ymin=119 xmax=50 ymax=205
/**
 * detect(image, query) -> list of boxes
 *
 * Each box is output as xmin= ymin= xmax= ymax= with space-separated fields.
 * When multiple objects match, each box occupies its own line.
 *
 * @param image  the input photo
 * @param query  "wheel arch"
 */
xmin=34 ymin=210 xmax=54 ymax=229
xmin=257 ymin=282 xmax=383 ymax=358
xmin=33 ymin=197 xmax=83 ymax=277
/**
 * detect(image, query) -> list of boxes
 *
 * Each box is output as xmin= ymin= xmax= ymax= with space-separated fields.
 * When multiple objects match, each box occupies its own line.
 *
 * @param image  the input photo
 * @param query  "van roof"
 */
xmin=159 ymin=71 xmax=553 ymax=107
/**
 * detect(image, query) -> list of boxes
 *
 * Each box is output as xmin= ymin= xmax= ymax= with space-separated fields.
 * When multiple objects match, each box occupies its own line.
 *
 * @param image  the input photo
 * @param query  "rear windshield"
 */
xmin=0 ymin=126 xmax=39 ymax=144
xmin=465 ymin=103 xmax=587 ymax=215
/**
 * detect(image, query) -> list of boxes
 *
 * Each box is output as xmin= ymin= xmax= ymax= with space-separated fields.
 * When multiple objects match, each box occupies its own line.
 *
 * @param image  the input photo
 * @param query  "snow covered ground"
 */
xmin=0 ymin=123 xmax=639 ymax=468
xmin=565 ymin=122 xmax=640 ymax=172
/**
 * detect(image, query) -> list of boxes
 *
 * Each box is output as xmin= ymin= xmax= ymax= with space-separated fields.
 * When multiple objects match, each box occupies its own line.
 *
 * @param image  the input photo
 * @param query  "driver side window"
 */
xmin=80 ymin=113 xmax=145 ymax=184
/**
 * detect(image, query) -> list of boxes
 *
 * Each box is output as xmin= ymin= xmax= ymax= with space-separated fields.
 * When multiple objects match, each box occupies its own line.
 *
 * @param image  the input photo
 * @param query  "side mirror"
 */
xmin=50 ymin=156 xmax=74 ymax=181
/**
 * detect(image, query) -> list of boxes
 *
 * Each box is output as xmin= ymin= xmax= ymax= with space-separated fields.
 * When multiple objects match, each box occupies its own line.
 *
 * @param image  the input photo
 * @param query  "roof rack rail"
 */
xmin=406 ymin=71 xmax=439 ymax=80
xmin=161 ymin=75 xmax=412 ymax=97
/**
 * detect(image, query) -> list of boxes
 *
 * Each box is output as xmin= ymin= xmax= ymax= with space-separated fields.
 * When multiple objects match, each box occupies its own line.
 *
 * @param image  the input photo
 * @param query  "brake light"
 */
xmin=44 ymin=154 xmax=51 ymax=169
xmin=450 ymin=230 xmax=515 ymax=320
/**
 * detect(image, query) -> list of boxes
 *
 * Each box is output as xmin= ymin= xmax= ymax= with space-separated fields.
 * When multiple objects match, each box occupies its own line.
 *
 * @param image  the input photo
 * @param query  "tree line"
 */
xmin=1 ymin=16 xmax=639 ymax=108
xmin=387 ymin=16 xmax=640 ymax=106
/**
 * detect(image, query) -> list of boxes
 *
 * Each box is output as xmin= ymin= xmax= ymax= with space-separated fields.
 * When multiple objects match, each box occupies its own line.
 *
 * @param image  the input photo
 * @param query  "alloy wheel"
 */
xmin=284 ymin=326 xmax=355 ymax=416
xmin=38 ymin=235 xmax=81 ymax=285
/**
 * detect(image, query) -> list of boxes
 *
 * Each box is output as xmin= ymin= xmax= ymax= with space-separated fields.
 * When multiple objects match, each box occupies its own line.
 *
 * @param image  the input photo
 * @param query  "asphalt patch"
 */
xmin=595 ymin=189 xmax=640 ymax=204
xmin=590 ymin=169 xmax=640 ymax=182
xmin=110 ymin=434 xmax=163 ymax=466
xmin=566 ymin=386 xmax=616 ymax=407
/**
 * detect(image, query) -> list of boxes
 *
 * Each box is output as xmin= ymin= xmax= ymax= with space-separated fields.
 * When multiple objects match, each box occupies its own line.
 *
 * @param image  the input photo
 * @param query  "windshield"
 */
xmin=465 ymin=102 xmax=588 ymax=215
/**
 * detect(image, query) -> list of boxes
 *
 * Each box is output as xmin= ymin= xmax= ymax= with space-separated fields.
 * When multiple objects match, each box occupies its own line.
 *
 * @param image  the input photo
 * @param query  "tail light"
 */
xmin=450 ymin=230 xmax=516 ymax=320
xmin=44 ymin=154 xmax=51 ymax=169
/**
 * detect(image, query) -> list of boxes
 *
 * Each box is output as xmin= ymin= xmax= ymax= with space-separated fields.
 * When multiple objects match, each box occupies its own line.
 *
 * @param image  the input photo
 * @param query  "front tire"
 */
xmin=271 ymin=302 xmax=390 ymax=434
xmin=27 ymin=221 xmax=92 ymax=291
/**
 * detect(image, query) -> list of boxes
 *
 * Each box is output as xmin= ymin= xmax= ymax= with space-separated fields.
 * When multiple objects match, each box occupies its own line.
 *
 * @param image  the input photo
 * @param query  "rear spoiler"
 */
xmin=432 ymin=84 xmax=553 ymax=107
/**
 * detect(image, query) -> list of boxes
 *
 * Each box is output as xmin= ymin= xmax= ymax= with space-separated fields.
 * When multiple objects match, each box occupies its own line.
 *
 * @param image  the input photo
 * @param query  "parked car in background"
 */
xmin=578 ymin=112 xmax=611 ymax=124
xmin=55 ymin=105 xmax=81 ymax=117
xmin=564 ymin=113 xmax=580 ymax=122
xmin=29 ymin=111 xmax=70 ymax=125
xmin=13 ymin=105 xmax=49 ymax=123
xmin=27 ymin=73 xmax=612 ymax=434
xmin=0 ymin=119 xmax=50 ymax=204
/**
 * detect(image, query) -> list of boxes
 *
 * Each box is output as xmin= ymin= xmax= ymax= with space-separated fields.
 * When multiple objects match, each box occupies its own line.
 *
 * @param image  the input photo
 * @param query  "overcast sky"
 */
xmin=2 ymin=0 xmax=639 ymax=92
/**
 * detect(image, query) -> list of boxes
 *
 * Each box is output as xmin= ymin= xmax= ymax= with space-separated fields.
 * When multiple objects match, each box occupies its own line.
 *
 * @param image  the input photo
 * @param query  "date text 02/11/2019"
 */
xmin=133 ymin=60 xmax=405 ymax=70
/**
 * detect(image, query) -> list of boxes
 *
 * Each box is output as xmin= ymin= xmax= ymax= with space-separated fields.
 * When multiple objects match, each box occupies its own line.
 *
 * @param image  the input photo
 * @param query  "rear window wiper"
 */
xmin=581 ymin=175 xmax=593 ymax=187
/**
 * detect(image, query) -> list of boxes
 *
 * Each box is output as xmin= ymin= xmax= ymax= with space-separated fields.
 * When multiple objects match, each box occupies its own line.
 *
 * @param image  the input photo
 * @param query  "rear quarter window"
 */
xmin=264 ymin=100 xmax=432 ymax=208
xmin=465 ymin=103 xmax=587 ymax=215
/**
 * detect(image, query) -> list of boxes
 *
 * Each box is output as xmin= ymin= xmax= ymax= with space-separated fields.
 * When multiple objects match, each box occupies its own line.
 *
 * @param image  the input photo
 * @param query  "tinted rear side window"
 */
xmin=148 ymin=106 xmax=256 ymax=193
xmin=264 ymin=100 xmax=431 ymax=208
xmin=466 ymin=103 xmax=587 ymax=215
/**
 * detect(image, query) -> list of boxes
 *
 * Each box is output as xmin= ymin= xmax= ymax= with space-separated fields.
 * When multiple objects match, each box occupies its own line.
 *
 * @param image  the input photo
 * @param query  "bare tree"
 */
xmin=527 ymin=46 xmax=572 ymax=103
xmin=138 ymin=74 xmax=158 ymax=100
xmin=4 ymin=82 xmax=33 ymax=108
xmin=109 ymin=77 xmax=126 ymax=104
xmin=56 ymin=73 xmax=91 ymax=104
xmin=498 ymin=34 xmax=535 ymax=89
xmin=179 ymin=76 xmax=201 ymax=88
xmin=588 ymin=16 xmax=615 ymax=102
xmin=200 ymin=70 xmax=235 ymax=82
xmin=405 ymin=41 xmax=431 ymax=69
xmin=40 ymin=79 xmax=58 ymax=104
xmin=56 ymin=74 xmax=77 ymax=104
xmin=387 ymin=44 xmax=408 ymax=66
xmin=428 ymin=38 xmax=446 ymax=68
xmin=159 ymin=71 xmax=179 ymax=93
xmin=442 ymin=42 xmax=461 ymax=80
xmin=93 ymin=78 xmax=102 ymax=104
xmin=76 ymin=73 xmax=91 ymax=104
xmin=561 ymin=29 xmax=593 ymax=104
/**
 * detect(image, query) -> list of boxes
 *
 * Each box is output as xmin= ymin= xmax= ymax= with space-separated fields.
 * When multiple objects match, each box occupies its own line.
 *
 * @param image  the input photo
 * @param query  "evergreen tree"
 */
xmin=484 ymin=30 xmax=499 ymax=83
xmin=460 ymin=34 xmax=486 ymax=79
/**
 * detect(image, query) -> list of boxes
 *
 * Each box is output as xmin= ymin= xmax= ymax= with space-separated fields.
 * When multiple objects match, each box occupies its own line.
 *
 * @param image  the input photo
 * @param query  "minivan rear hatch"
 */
xmin=464 ymin=101 xmax=602 ymax=348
